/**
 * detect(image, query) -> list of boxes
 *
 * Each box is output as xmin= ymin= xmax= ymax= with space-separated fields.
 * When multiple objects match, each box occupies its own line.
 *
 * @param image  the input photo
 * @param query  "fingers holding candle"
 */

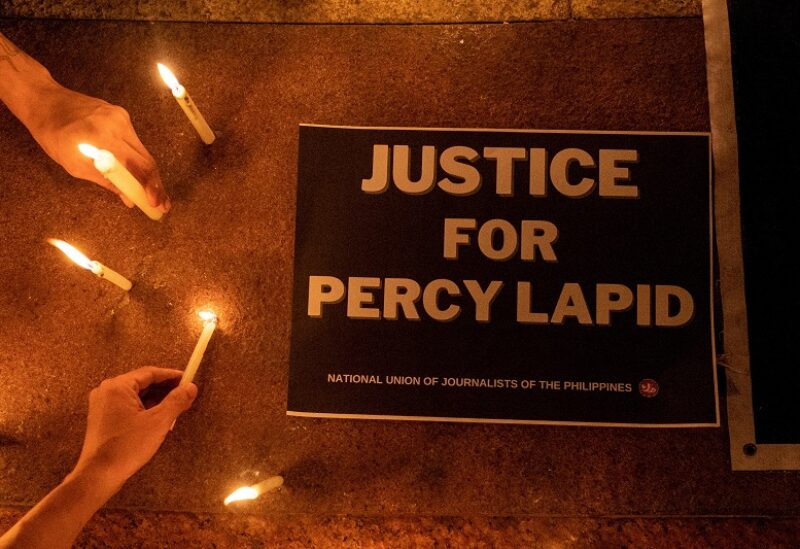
xmin=150 ymin=381 xmax=199 ymax=431
xmin=11 ymin=81 xmax=170 ymax=211
xmin=116 ymin=366 xmax=185 ymax=393
xmin=66 ymin=148 xmax=135 ymax=208
xmin=74 ymin=367 xmax=198 ymax=489
xmin=76 ymin=143 xmax=136 ymax=208
xmin=78 ymin=143 xmax=165 ymax=220
xmin=121 ymin=131 xmax=171 ymax=212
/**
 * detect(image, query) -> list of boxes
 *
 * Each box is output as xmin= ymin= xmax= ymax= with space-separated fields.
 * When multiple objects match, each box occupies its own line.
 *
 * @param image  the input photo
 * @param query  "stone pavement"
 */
xmin=1 ymin=0 xmax=701 ymax=23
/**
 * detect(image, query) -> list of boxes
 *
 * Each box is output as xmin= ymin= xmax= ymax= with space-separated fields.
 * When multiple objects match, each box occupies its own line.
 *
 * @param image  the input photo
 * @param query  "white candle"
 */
xmin=224 ymin=476 xmax=284 ymax=505
xmin=157 ymin=63 xmax=216 ymax=145
xmin=78 ymin=144 xmax=163 ymax=221
xmin=180 ymin=310 xmax=218 ymax=385
xmin=48 ymin=239 xmax=132 ymax=291
xmin=171 ymin=310 xmax=218 ymax=430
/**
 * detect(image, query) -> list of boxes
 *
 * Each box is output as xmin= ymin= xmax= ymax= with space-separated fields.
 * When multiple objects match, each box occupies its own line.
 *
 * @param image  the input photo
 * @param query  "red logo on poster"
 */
xmin=639 ymin=379 xmax=659 ymax=398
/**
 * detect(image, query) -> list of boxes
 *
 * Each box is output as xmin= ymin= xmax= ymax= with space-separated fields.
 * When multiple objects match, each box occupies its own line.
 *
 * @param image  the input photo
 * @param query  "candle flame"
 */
xmin=157 ymin=63 xmax=181 ymax=91
xmin=223 ymin=476 xmax=283 ymax=506
xmin=223 ymin=486 xmax=259 ymax=505
xmin=199 ymin=310 xmax=218 ymax=323
xmin=77 ymin=143 xmax=100 ymax=159
xmin=48 ymin=239 xmax=93 ymax=270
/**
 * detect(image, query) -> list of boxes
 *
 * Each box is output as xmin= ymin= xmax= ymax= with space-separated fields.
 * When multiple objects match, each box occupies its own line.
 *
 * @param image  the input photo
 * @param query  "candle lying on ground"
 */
xmin=224 ymin=476 xmax=284 ymax=505
xmin=48 ymin=239 xmax=132 ymax=291
xmin=180 ymin=310 xmax=218 ymax=385
xmin=78 ymin=144 xmax=163 ymax=221
xmin=157 ymin=63 xmax=216 ymax=145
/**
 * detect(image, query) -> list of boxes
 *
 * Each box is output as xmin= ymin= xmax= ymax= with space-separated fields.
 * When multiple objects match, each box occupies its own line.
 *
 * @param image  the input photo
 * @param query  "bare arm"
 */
xmin=0 ymin=32 xmax=170 ymax=212
xmin=0 ymin=367 xmax=197 ymax=549
xmin=0 ymin=461 xmax=120 ymax=549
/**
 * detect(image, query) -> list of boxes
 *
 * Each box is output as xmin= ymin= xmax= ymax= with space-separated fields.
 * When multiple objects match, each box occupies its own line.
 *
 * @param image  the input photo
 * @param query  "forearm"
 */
xmin=0 ymin=461 xmax=121 ymax=549
xmin=0 ymin=32 xmax=60 ymax=127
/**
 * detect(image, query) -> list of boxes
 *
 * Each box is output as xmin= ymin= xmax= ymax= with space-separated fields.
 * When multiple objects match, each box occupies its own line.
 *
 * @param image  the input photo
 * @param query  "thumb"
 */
xmin=153 ymin=383 xmax=198 ymax=424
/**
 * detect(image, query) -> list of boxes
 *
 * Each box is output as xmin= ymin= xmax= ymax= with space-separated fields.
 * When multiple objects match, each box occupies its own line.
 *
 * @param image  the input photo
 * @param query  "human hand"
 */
xmin=72 ymin=367 xmax=196 ymax=492
xmin=0 ymin=367 xmax=195 ymax=549
xmin=23 ymin=82 xmax=170 ymax=212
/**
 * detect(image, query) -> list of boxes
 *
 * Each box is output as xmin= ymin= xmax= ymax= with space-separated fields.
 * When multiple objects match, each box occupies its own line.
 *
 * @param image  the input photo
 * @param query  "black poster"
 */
xmin=288 ymin=125 xmax=717 ymax=427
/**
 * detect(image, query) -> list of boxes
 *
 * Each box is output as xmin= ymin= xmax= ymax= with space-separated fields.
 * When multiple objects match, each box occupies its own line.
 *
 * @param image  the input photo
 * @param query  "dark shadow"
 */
xmin=279 ymin=456 xmax=331 ymax=494
xmin=0 ymin=433 xmax=22 ymax=447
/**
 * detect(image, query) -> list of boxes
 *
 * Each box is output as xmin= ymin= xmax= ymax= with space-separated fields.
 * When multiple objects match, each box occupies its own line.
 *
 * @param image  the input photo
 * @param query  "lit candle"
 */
xmin=180 ymin=311 xmax=218 ymax=385
xmin=78 ymin=144 xmax=163 ymax=221
xmin=171 ymin=310 xmax=218 ymax=431
xmin=224 ymin=476 xmax=284 ymax=505
xmin=48 ymin=239 xmax=132 ymax=291
xmin=157 ymin=63 xmax=216 ymax=145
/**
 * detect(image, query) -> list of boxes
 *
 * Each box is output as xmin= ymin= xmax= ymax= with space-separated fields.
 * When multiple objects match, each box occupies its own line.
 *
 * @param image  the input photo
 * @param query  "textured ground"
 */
xmin=0 ymin=510 xmax=798 ymax=548
xmin=1 ymin=0 xmax=701 ymax=23
xmin=0 ymin=12 xmax=798 ymax=549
